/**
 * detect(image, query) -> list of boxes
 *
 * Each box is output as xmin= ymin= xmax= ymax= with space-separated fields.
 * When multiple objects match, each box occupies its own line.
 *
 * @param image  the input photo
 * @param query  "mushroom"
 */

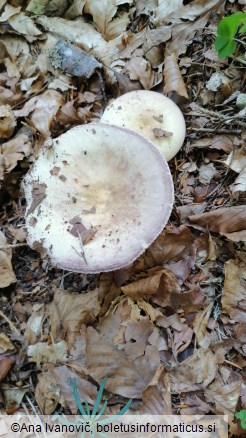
xmin=22 ymin=123 xmax=174 ymax=273
xmin=101 ymin=90 xmax=186 ymax=161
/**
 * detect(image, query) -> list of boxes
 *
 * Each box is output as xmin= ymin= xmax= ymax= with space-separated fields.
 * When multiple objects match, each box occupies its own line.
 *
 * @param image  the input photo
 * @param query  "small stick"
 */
xmin=0 ymin=243 xmax=27 ymax=250
xmin=0 ymin=309 xmax=21 ymax=335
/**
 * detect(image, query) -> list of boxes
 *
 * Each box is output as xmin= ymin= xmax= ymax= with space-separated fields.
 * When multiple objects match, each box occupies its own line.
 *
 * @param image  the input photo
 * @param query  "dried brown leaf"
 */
xmin=0 ymin=334 xmax=15 ymax=354
xmin=221 ymin=259 xmax=246 ymax=323
xmin=52 ymin=366 xmax=98 ymax=414
xmin=30 ymin=89 xmax=64 ymax=138
xmin=0 ymin=357 xmax=14 ymax=382
xmin=0 ymin=231 xmax=16 ymax=288
xmin=84 ymin=0 xmax=132 ymax=40
xmin=0 ymin=104 xmax=16 ymax=138
xmin=193 ymin=303 xmax=213 ymax=348
xmin=9 ymin=12 xmax=42 ymax=42
xmin=224 ymin=147 xmax=246 ymax=174
xmin=47 ymin=288 xmax=100 ymax=348
xmin=230 ymin=169 xmax=246 ymax=194
xmin=35 ymin=372 xmax=59 ymax=414
xmin=124 ymin=56 xmax=154 ymax=89
xmin=1 ymin=131 xmax=32 ymax=175
xmin=84 ymin=326 xmax=158 ymax=398
xmin=198 ymin=163 xmax=217 ymax=185
xmin=190 ymin=135 xmax=233 ymax=153
xmin=189 ymin=206 xmax=246 ymax=241
xmin=27 ymin=340 xmax=68 ymax=366
xmin=163 ymin=52 xmax=188 ymax=99
xmin=170 ymin=347 xmax=224 ymax=392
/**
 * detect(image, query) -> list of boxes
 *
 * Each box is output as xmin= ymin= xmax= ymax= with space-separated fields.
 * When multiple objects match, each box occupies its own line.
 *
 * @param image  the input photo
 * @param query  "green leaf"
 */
xmin=235 ymin=409 xmax=246 ymax=429
xmin=215 ymin=12 xmax=246 ymax=58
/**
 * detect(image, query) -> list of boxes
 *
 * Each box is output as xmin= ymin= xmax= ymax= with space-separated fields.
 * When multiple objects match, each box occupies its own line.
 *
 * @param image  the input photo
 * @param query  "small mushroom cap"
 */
xmin=101 ymin=90 xmax=186 ymax=161
xmin=22 ymin=123 xmax=174 ymax=273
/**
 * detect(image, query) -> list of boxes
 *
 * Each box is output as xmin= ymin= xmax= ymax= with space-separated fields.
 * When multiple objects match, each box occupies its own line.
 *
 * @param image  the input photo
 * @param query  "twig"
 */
xmin=188 ymin=127 xmax=242 ymax=134
xmin=0 ymin=310 xmax=21 ymax=335
xmin=0 ymin=243 xmax=27 ymax=250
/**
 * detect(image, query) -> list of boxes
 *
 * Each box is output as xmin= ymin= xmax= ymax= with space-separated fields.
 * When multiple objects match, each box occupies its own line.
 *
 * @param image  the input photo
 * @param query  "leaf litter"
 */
xmin=0 ymin=0 xmax=245 ymax=436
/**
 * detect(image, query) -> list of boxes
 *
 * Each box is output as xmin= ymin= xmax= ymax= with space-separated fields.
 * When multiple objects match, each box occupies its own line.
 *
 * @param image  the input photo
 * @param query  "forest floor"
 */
xmin=0 ymin=1 xmax=245 ymax=437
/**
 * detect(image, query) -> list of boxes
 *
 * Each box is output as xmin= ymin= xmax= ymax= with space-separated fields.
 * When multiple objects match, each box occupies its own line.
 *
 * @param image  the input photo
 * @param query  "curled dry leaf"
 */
xmin=198 ymin=163 xmax=217 ymax=185
xmin=224 ymin=147 xmax=246 ymax=174
xmin=0 ymin=230 xmax=16 ymax=288
xmin=29 ymin=90 xmax=64 ymax=138
xmin=169 ymin=347 xmax=224 ymax=393
xmin=0 ymin=104 xmax=16 ymax=138
xmin=47 ymin=288 xmax=100 ymax=349
xmin=0 ymin=334 xmax=15 ymax=354
xmin=0 ymin=357 xmax=14 ymax=382
xmin=0 ymin=130 xmax=33 ymax=176
xmin=8 ymin=11 xmax=42 ymax=42
xmin=124 ymin=57 xmax=154 ymax=90
xmin=121 ymin=267 xmax=182 ymax=308
xmin=27 ymin=340 xmax=68 ymax=366
xmin=189 ymin=206 xmax=246 ymax=242
xmin=189 ymin=135 xmax=233 ymax=153
xmin=221 ymin=259 xmax=246 ymax=323
xmin=84 ymin=0 xmax=132 ymax=41
xmin=230 ymin=169 xmax=246 ymax=195
xmin=163 ymin=52 xmax=189 ymax=99
xmin=35 ymin=372 xmax=59 ymax=414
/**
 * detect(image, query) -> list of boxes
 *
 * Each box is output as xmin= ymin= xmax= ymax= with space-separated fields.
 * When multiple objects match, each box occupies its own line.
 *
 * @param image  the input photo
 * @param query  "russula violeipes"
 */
xmin=22 ymin=123 xmax=174 ymax=273
xmin=101 ymin=90 xmax=186 ymax=161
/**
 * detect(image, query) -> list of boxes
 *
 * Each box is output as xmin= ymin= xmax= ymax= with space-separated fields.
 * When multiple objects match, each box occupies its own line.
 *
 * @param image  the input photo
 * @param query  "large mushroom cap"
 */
xmin=101 ymin=90 xmax=186 ymax=161
xmin=22 ymin=123 xmax=174 ymax=273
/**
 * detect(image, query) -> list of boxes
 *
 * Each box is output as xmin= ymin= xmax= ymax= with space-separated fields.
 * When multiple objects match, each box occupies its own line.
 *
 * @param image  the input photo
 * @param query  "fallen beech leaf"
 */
xmin=0 ymin=4 xmax=21 ymax=22
xmin=3 ymin=387 xmax=28 ymax=411
xmin=35 ymin=372 xmax=59 ymax=414
xmin=0 ymin=357 xmax=14 ymax=382
xmin=143 ymin=226 xmax=197 ymax=282
xmin=1 ymin=130 xmax=33 ymax=175
xmin=189 ymin=206 xmax=246 ymax=241
xmin=84 ymin=327 xmax=158 ymax=398
xmin=0 ymin=334 xmax=15 ymax=354
xmin=198 ymin=163 xmax=217 ymax=185
xmin=170 ymin=347 xmax=224 ymax=392
xmin=9 ymin=12 xmax=42 ymax=41
xmin=205 ymin=374 xmax=242 ymax=415
xmin=193 ymin=303 xmax=213 ymax=348
xmin=27 ymin=340 xmax=68 ymax=366
xmin=52 ymin=366 xmax=98 ymax=414
xmin=190 ymin=135 xmax=233 ymax=153
xmin=230 ymin=169 xmax=246 ymax=194
xmin=84 ymin=0 xmax=132 ymax=40
xmin=221 ymin=259 xmax=246 ymax=323
xmin=0 ymin=231 xmax=16 ymax=288
xmin=30 ymin=90 xmax=64 ymax=137
xmin=163 ymin=52 xmax=189 ymax=99
xmin=137 ymin=366 xmax=172 ymax=415
xmin=0 ymin=105 xmax=16 ymax=138
xmin=122 ymin=268 xmax=181 ymax=308
xmin=224 ymin=147 xmax=246 ymax=174
xmin=125 ymin=57 xmax=154 ymax=90
xmin=47 ymin=288 xmax=100 ymax=348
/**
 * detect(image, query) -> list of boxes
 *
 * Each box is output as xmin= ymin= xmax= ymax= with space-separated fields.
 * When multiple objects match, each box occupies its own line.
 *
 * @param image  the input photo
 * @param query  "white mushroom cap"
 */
xmin=101 ymin=90 xmax=186 ymax=161
xmin=22 ymin=123 xmax=174 ymax=273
